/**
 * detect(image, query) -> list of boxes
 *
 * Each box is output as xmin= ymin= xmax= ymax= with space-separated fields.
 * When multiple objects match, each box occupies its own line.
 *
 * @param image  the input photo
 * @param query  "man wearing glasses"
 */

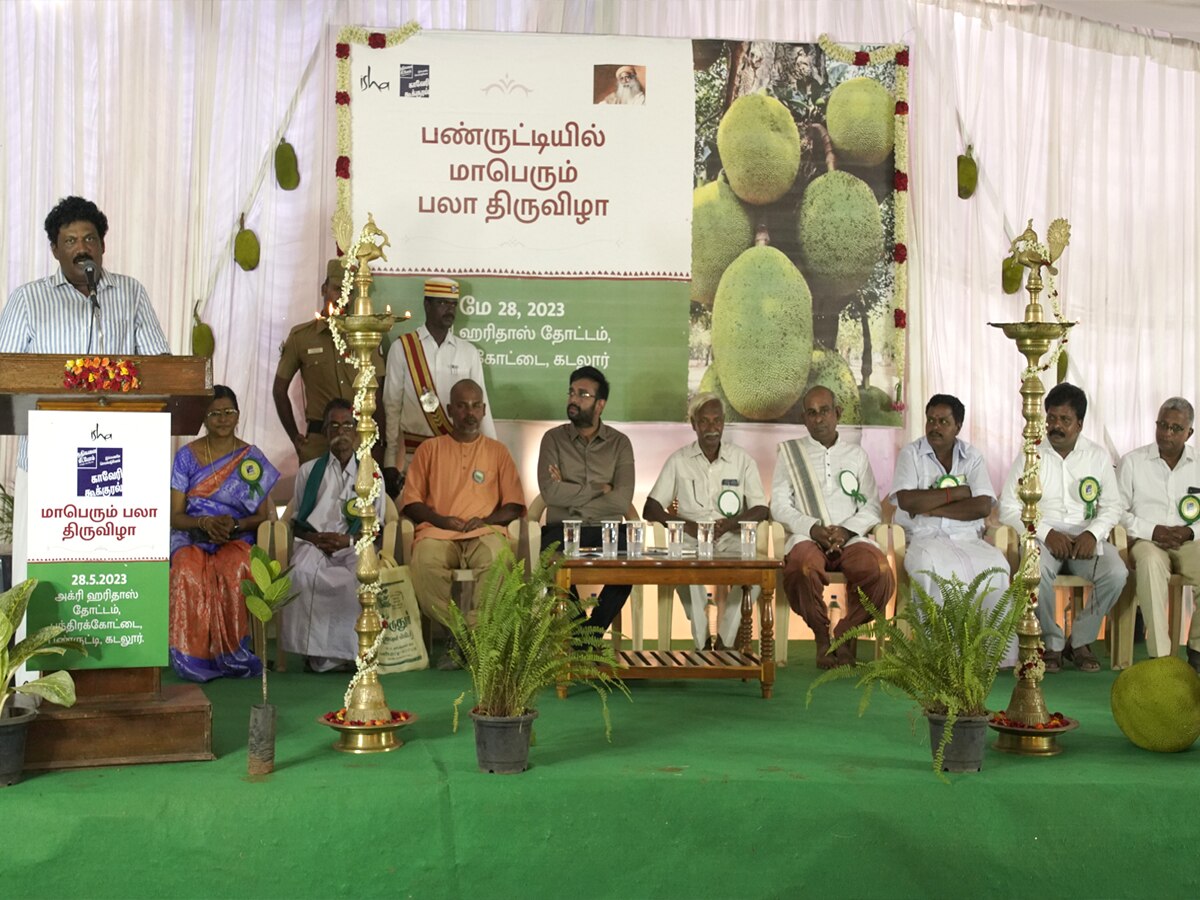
xmin=1117 ymin=397 xmax=1200 ymax=672
xmin=537 ymin=366 xmax=635 ymax=632
xmin=999 ymin=383 xmax=1127 ymax=673
xmin=281 ymin=399 xmax=386 ymax=673
xmin=382 ymin=277 xmax=494 ymax=498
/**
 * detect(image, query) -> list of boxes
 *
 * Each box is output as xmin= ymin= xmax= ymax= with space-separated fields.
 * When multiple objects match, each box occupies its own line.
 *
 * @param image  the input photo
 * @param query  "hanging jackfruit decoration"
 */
xmin=191 ymin=300 xmax=214 ymax=358
xmin=275 ymin=138 xmax=300 ymax=191
xmin=1001 ymin=255 xmax=1023 ymax=294
xmin=234 ymin=214 xmax=260 ymax=271
xmin=1056 ymin=349 xmax=1069 ymax=384
xmin=957 ymin=145 xmax=977 ymax=199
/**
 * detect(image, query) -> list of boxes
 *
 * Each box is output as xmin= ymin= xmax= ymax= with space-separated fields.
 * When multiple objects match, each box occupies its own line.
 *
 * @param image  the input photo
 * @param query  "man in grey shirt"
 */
xmin=537 ymin=365 xmax=636 ymax=631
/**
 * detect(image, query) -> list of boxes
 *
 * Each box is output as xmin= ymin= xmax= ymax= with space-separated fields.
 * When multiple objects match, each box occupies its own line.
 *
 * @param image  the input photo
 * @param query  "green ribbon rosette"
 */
xmin=239 ymin=458 xmax=265 ymax=498
xmin=838 ymin=470 xmax=867 ymax=507
xmin=1179 ymin=494 xmax=1200 ymax=526
xmin=716 ymin=489 xmax=742 ymax=518
xmin=1078 ymin=476 xmax=1101 ymax=519
xmin=343 ymin=497 xmax=363 ymax=536
xmin=933 ymin=474 xmax=962 ymax=489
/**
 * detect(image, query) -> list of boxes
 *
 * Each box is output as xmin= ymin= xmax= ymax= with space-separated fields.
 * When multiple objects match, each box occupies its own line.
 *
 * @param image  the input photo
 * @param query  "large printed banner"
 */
xmin=337 ymin=29 xmax=908 ymax=425
xmin=26 ymin=410 xmax=170 ymax=669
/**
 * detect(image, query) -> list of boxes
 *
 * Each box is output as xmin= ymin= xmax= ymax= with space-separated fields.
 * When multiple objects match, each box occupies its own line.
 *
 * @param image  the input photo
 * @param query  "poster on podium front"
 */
xmin=25 ymin=409 xmax=170 ymax=669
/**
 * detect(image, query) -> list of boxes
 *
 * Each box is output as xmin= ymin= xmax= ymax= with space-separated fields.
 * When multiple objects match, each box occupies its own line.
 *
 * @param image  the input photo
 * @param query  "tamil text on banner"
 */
xmin=25 ymin=410 xmax=170 ymax=669
xmin=337 ymin=30 xmax=695 ymax=421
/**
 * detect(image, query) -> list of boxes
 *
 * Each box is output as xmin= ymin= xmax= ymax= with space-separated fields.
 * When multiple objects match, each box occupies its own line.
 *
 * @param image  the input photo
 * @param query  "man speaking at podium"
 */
xmin=0 ymin=195 xmax=170 ymax=584
xmin=0 ymin=196 xmax=169 ymax=357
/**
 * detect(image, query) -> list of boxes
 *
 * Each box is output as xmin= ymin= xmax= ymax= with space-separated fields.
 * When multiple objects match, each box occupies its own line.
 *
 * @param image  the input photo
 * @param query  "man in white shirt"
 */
xmin=1117 ymin=397 xmax=1200 ymax=672
xmin=281 ymin=399 xmax=386 ymax=673
xmin=381 ymin=277 xmax=495 ymax=497
xmin=644 ymin=392 xmax=769 ymax=649
xmin=771 ymin=386 xmax=894 ymax=669
xmin=891 ymin=394 xmax=1015 ymax=664
xmin=999 ymin=383 xmax=1127 ymax=673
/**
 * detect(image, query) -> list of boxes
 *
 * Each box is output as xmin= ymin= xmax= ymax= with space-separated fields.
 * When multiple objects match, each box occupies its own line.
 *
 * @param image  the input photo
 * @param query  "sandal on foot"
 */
xmin=1042 ymin=650 xmax=1062 ymax=674
xmin=1064 ymin=642 xmax=1101 ymax=673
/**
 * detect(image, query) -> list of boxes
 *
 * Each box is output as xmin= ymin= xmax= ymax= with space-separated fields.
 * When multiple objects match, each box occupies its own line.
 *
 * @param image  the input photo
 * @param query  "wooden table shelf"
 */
xmin=557 ymin=554 xmax=781 ymax=698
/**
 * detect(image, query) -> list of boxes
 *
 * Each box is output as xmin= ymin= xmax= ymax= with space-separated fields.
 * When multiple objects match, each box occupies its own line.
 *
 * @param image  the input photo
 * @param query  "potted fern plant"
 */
xmin=1 ymin=579 xmax=87 ymax=786
xmin=807 ymin=569 xmax=1022 ymax=776
xmin=240 ymin=546 xmax=297 ymax=776
xmin=447 ymin=543 xmax=628 ymax=774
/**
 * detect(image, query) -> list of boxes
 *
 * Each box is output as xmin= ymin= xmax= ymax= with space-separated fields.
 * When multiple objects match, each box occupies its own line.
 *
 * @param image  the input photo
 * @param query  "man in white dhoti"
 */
xmin=999 ymin=383 xmax=1127 ymax=673
xmin=281 ymin=399 xmax=385 ymax=672
xmin=891 ymin=394 xmax=1015 ymax=665
xmin=644 ymin=392 xmax=768 ymax=649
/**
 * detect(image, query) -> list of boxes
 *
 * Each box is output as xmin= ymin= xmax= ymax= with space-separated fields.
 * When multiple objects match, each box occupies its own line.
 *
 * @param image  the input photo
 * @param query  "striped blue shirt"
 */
xmin=0 ymin=268 xmax=170 ymax=467
xmin=0 ymin=268 xmax=169 ymax=356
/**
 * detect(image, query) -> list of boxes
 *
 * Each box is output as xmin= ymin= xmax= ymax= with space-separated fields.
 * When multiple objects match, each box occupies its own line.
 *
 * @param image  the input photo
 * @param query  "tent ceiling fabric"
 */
xmin=1036 ymin=0 xmax=1200 ymax=44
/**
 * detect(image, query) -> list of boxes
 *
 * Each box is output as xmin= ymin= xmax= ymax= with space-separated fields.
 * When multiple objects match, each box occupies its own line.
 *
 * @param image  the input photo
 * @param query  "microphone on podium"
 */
xmin=79 ymin=259 xmax=99 ymax=308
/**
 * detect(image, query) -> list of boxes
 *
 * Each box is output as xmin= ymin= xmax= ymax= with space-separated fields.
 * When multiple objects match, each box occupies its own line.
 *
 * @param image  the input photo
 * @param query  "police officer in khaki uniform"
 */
xmin=273 ymin=259 xmax=385 ymax=464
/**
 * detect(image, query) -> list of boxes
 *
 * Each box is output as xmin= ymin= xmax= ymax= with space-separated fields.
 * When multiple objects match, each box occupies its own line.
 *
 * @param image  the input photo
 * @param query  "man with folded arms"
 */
xmin=1000 ymin=383 xmax=1127 ymax=673
xmin=772 ymin=386 xmax=894 ymax=669
xmin=401 ymin=379 xmax=525 ymax=669
xmin=891 ymin=393 xmax=1015 ymax=665
xmin=1117 ymin=397 xmax=1200 ymax=672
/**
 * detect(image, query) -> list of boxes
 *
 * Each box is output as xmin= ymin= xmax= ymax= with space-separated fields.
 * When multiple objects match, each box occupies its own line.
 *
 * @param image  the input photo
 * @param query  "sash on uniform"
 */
xmin=400 ymin=332 xmax=452 ymax=448
xmin=780 ymin=439 xmax=831 ymax=526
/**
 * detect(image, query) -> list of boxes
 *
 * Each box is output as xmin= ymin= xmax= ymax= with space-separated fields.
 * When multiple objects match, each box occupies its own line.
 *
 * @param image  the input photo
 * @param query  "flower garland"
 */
xmin=63 ymin=357 xmax=141 ymax=392
xmin=333 ymin=22 xmax=421 ymax=250
xmin=326 ymin=227 xmax=387 ymax=564
xmin=819 ymin=35 xmax=909 ymax=412
xmin=342 ymin=619 xmax=389 ymax=709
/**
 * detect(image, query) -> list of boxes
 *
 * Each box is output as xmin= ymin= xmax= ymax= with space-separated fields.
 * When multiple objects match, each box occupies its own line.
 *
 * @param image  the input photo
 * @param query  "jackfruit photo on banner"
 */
xmin=690 ymin=39 xmax=905 ymax=427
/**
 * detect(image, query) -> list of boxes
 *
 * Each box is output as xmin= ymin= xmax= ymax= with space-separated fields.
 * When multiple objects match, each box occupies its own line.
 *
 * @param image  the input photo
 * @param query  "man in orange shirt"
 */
xmin=401 ymin=379 xmax=525 ymax=668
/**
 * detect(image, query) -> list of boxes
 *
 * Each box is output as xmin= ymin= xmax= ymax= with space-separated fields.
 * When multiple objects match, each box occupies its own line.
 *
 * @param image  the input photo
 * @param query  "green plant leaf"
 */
xmin=245 ymin=595 xmax=273 ymax=624
xmin=0 ymin=579 xmax=37 ymax=643
xmin=240 ymin=578 xmax=262 ymax=600
xmin=10 ymin=625 xmax=87 ymax=671
xmin=269 ymin=559 xmax=282 ymax=578
xmin=250 ymin=556 xmax=272 ymax=592
xmin=263 ymin=578 xmax=291 ymax=604
xmin=14 ymin=670 xmax=77 ymax=708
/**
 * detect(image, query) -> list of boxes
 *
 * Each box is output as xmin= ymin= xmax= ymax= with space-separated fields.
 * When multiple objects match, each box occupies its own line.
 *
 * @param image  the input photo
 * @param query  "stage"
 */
xmin=7 ymin=642 xmax=1200 ymax=899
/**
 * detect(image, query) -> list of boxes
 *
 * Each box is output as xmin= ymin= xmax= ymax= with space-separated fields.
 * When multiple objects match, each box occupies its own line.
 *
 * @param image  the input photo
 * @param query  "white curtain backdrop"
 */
xmin=2 ymin=0 xmax=1198 ymax=515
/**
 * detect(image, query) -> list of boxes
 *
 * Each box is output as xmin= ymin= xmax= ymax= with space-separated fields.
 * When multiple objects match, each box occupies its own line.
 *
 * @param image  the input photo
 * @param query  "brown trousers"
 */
xmin=782 ymin=540 xmax=895 ymax=640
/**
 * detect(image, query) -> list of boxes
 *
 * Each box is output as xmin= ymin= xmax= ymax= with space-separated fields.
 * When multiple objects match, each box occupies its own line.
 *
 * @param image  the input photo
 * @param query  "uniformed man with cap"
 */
xmin=382 ymin=276 xmax=496 ymax=496
xmin=273 ymin=259 xmax=386 ymax=464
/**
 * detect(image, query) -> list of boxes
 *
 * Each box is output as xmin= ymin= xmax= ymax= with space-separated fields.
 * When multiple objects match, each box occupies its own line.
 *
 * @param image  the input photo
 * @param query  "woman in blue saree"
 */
xmin=168 ymin=385 xmax=279 ymax=681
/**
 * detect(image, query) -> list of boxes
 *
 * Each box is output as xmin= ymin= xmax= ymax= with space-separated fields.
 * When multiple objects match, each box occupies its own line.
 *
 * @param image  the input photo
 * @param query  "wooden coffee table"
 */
xmin=556 ymin=554 xmax=781 ymax=699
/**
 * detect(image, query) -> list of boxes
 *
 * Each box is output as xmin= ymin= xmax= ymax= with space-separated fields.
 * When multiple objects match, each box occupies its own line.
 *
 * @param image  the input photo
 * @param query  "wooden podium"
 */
xmin=0 ymin=354 xmax=217 ymax=769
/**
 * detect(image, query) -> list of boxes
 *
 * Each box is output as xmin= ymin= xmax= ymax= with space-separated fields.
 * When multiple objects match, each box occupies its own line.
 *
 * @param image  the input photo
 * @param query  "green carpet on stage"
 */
xmin=6 ymin=642 xmax=1200 ymax=900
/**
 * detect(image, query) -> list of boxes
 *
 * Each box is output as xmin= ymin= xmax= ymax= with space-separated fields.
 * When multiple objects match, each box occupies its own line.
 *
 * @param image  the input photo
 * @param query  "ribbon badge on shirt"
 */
xmin=716 ymin=489 xmax=742 ymax=518
xmin=343 ymin=497 xmax=363 ymax=533
xmin=1179 ymin=494 xmax=1200 ymax=526
xmin=239 ymin=458 xmax=265 ymax=498
xmin=1078 ymin=476 xmax=1101 ymax=520
xmin=838 ymin=470 xmax=866 ymax=509
xmin=933 ymin=474 xmax=962 ymax=489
